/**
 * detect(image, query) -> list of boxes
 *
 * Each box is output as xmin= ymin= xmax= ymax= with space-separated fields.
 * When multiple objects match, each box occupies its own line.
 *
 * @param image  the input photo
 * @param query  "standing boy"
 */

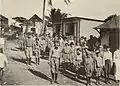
xmin=49 ymin=41 xmax=61 ymax=84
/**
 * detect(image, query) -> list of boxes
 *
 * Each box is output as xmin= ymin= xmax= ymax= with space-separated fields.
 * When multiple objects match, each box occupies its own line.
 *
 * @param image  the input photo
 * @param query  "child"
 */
xmin=84 ymin=46 xmax=94 ymax=86
xmin=75 ymin=46 xmax=83 ymax=79
xmin=49 ymin=41 xmax=61 ymax=84
xmin=69 ymin=42 xmax=76 ymax=65
xmin=33 ymin=37 xmax=41 ymax=65
xmin=62 ymin=42 xmax=71 ymax=71
xmin=94 ymin=50 xmax=103 ymax=85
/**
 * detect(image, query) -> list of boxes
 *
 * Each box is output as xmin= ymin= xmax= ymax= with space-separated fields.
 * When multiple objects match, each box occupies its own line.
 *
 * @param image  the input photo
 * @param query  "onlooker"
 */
xmin=0 ymin=51 xmax=8 ymax=79
xmin=75 ymin=46 xmax=82 ymax=79
xmin=113 ymin=48 xmax=120 ymax=85
xmin=103 ymin=46 xmax=113 ymax=84
xmin=84 ymin=46 xmax=94 ymax=86
xmin=0 ymin=36 xmax=5 ymax=53
xmin=94 ymin=50 xmax=103 ymax=85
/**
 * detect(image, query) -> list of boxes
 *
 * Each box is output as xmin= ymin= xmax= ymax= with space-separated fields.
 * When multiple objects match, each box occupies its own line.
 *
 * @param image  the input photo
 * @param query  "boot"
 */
xmin=29 ymin=58 xmax=31 ymax=65
xmin=98 ymin=77 xmax=101 ymax=85
xmin=51 ymin=73 xmax=54 ymax=84
xmin=86 ymin=77 xmax=89 ymax=86
xmin=26 ymin=58 xmax=28 ymax=64
xmin=89 ymin=77 xmax=92 ymax=86
xmin=35 ymin=58 xmax=37 ymax=65
xmin=38 ymin=58 xmax=40 ymax=65
xmin=55 ymin=73 xmax=59 ymax=84
xmin=96 ymin=77 xmax=99 ymax=85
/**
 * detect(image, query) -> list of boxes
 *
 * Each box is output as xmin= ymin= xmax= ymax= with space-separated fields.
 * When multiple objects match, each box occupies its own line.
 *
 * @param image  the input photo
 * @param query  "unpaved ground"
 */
xmin=0 ymin=39 xmax=119 ymax=86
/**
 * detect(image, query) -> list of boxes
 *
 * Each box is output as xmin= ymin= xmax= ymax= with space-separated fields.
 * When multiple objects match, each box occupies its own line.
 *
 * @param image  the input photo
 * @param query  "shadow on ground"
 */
xmin=28 ymin=69 xmax=52 ymax=82
xmin=11 ymin=57 xmax=36 ymax=64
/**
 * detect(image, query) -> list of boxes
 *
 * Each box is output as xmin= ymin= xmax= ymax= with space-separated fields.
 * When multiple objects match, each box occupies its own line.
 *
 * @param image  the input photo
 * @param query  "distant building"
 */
xmin=94 ymin=15 xmax=120 ymax=52
xmin=0 ymin=15 xmax=9 ymax=36
xmin=53 ymin=17 xmax=104 ymax=44
xmin=22 ymin=14 xmax=43 ymax=34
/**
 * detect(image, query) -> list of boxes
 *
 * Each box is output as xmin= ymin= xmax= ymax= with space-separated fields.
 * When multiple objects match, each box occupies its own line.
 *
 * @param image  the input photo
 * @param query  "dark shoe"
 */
xmin=96 ymin=82 xmax=99 ymax=85
xmin=108 ymin=80 xmax=111 ymax=84
xmin=105 ymin=81 xmax=108 ymax=84
xmin=51 ymin=80 xmax=54 ymax=84
xmin=98 ymin=81 xmax=101 ymax=85
xmin=54 ymin=80 xmax=59 ymax=84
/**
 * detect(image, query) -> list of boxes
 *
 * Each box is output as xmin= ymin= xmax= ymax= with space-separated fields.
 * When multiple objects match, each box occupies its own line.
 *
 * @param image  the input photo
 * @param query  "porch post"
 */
xmin=74 ymin=23 xmax=77 ymax=44
xmin=62 ymin=23 xmax=66 ymax=36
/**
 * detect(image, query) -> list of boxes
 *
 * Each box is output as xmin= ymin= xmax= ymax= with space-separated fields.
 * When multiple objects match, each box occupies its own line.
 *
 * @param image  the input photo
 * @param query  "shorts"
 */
xmin=25 ymin=47 xmax=33 ymax=58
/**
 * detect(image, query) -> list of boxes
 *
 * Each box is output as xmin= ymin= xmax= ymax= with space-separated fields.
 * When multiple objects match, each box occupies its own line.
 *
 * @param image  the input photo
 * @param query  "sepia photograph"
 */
xmin=0 ymin=0 xmax=120 ymax=86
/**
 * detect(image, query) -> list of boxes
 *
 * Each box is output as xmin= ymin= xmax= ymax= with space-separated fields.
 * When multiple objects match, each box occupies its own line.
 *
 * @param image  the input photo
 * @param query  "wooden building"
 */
xmin=53 ymin=17 xmax=104 ymax=44
xmin=94 ymin=15 xmax=120 ymax=52
xmin=22 ymin=14 xmax=43 ymax=34
xmin=0 ymin=15 xmax=9 ymax=36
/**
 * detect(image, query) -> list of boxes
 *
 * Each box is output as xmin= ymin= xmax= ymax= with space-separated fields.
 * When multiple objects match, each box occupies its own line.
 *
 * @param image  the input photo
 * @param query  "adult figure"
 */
xmin=0 ymin=36 xmax=5 ymax=53
xmin=103 ymin=46 xmax=113 ymax=84
xmin=87 ymin=35 xmax=94 ymax=51
xmin=113 ymin=48 xmax=120 ymax=85
xmin=0 ymin=50 xmax=8 ymax=79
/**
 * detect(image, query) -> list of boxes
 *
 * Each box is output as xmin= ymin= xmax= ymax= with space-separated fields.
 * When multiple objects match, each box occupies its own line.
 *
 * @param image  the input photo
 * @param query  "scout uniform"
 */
xmin=62 ymin=42 xmax=71 ymax=71
xmin=49 ymin=41 xmax=61 ymax=84
xmin=33 ymin=37 xmax=41 ymax=65
xmin=84 ymin=46 xmax=94 ymax=86
xmin=19 ymin=33 xmax=24 ymax=50
xmin=75 ymin=46 xmax=83 ymax=78
xmin=24 ymin=34 xmax=33 ymax=65
xmin=40 ymin=36 xmax=47 ymax=55
xmin=94 ymin=50 xmax=103 ymax=85
xmin=69 ymin=42 xmax=76 ymax=65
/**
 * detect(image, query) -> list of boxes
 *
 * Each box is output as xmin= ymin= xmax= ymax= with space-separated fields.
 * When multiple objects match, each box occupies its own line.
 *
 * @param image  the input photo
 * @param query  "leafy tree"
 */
xmin=42 ymin=0 xmax=71 ymax=34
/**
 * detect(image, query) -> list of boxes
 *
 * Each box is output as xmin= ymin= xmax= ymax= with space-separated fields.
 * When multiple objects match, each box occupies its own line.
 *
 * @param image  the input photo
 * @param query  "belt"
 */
xmin=51 ymin=56 xmax=59 ymax=59
xmin=64 ymin=53 xmax=70 ymax=54
xmin=27 ymin=46 xmax=32 ymax=47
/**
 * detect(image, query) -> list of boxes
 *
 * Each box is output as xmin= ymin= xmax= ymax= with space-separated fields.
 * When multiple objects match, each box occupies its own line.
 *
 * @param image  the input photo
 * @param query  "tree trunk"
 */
xmin=42 ymin=0 xmax=46 ymax=35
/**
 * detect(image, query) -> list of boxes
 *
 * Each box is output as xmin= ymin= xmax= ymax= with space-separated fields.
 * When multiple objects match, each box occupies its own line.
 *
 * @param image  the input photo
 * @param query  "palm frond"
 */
xmin=48 ymin=0 xmax=52 ymax=6
xmin=64 ymin=0 xmax=71 ymax=5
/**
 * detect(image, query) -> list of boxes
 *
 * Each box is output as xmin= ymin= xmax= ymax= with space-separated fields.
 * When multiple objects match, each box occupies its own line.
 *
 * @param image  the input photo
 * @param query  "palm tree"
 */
xmin=45 ymin=8 xmax=70 ymax=35
xmin=42 ymin=0 xmax=71 ymax=34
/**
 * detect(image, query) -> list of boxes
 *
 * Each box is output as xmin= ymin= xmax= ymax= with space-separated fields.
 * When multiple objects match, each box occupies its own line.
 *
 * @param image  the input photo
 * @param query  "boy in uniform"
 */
xmin=49 ymin=40 xmax=61 ymax=84
xmin=84 ymin=46 xmax=94 ymax=86
xmin=75 ymin=46 xmax=83 ymax=79
xmin=62 ymin=42 xmax=71 ymax=71
xmin=94 ymin=50 xmax=103 ymax=85
xmin=24 ymin=32 xmax=33 ymax=65
xmin=33 ymin=37 xmax=41 ymax=65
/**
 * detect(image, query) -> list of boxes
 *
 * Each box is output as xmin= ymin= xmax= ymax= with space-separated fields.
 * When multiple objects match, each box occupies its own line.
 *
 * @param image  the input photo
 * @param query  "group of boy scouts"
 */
xmin=19 ymin=32 xmax=117 ymax=86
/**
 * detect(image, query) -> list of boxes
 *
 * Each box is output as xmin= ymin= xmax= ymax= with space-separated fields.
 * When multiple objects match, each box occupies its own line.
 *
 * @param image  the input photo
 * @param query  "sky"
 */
xmin=1 ymin=0 xmax=120 ymax=25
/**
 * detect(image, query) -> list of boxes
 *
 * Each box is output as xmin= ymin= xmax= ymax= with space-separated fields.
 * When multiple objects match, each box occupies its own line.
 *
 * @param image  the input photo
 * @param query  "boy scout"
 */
xmin=94 ymin=50 xmax=103 ymax=85
xmin=49 ymin=40 xmax=61 ymax=84
xmin=84 ymin=46 xmax=94 ymax=86
xmin=33 ymin=37 xmax=41 ymax=65
xmin=24 ymin=32 xmax=33 ymax=65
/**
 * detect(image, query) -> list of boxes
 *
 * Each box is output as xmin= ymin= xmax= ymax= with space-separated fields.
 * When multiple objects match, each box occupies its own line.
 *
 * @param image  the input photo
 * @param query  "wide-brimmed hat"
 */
xmin=96 ymin=50 xmax=100 ymax=54
xmin=99 ymin=45 xmax=103 ymax=48
xmin=84 ymin=46 xmax=88 ymax=49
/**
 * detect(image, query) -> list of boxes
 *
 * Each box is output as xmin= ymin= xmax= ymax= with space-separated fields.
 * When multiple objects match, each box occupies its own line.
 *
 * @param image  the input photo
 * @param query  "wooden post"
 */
xmin=74 ymin=23 xmax=76 ymax=44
